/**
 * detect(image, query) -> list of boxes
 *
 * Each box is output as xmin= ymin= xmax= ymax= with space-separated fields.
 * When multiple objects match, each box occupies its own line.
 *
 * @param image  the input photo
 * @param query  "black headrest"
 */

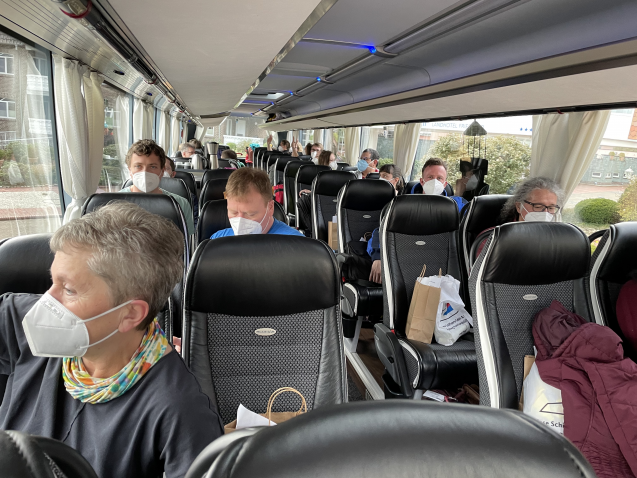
xmin=218 ymin=159 xmax=232 ymax=169
xmin=159 ymin=177 xmax=190 ymax=201
xmin=283 ymin=160 xmax=304 ymax=178
xmin=298 ymin=155 xmax=311 ymax=161
xmin=339 ymin=179 xmax=395 ymax=211
xmin=275 ymin=156 xmax=296 ymax=171
xmin=200 ymin=178 xmax=227 ymax=204
xmin=342 ymin=166 xmax=358 ymax=172
xmin=313 ymin=170 xmax=356 ymax=197
xmin=174 ymin=170 xmax=196 ymax=193
xmin=197 ymin=199 xmax=230 ymax=243
xmin=200 ymin=401 xmax=594 ymax=478
xmin=0 ymin=430 xmax=98 ymax=478
xmin=463 ymin=195 xmax=511 ymax=233
xmin=405 ymin=180 xmax=419 ymax=193
xmin=385 ymin=195 xmax=459 ymax=235
xmin=296 ymin=164 xmax=330 ymax=185
xmin=186 ymin=236 xmax=337 ymax=316
xmin=272 ymin=201 xmax=287 ymax=223
xmin=202 ymin=168 xmax=235 ymax=185
xmin=597 ymin=222 xmax=637 ymax=283
xmin=174 ymin=151 xmax=183 ymax=158
xmin=82 ymin=193 xmax=186 ymax=236
xmin=0 ymin=234 xmax=53 ymax=295
xmin=366 ymin=172 xmax=380 ymax=180
xmin=482 ymin=222 xmax=589 ymax=285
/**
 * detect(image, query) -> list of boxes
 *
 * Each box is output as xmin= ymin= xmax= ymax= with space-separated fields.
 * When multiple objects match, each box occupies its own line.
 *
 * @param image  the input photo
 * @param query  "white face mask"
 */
xmin=229 ymin=208 xmax=270 ymax=235
xmin=329 ymin=160 xmax=337 ymax=170
xmin=163 ymin=171 xmax=171 ymax=178
xmin=278 ymin=146 xmax=284 ymax=152
xmin=311 ymin=151 xmax=318 ymax=159
xmin=466 ymin=175 xmax=479 ymax=190
xmin=22 ymin=293 xmax=132 ymax=357
xmin=521 ymin=204 xmax=554 ymax=222
xmin=422 ymin=179 xmax=445 ymax=195
xmin=132 ymin=171 xmax=160 ymax=193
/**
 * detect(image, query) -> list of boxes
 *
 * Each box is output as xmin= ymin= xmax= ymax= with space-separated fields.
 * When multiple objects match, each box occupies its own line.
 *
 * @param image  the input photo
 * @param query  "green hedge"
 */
xmin=574 ymin=198 xmax=620 ymax=225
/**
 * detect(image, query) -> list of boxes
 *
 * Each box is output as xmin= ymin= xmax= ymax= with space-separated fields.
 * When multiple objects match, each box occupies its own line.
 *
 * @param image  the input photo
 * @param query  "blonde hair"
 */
xmin=225 ymin=168 xmax=272 ymax=204
xmin=50 ymin=202 xmax=183 ymax=329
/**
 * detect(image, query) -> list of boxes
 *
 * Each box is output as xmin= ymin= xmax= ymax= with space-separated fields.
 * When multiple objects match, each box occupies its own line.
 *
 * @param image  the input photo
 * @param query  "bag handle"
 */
xmin=418 ymin=264 xmax=427 ymax=279
xmin=266 ymin=387 xmax=307 ymax=425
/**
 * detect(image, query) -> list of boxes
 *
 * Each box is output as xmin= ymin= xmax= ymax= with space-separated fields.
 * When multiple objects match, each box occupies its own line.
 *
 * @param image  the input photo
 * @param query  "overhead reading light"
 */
xmin=113 ymin=69 xmax=125 ymax=76
xmin=146 ymin=92 xmax=153 ymax=96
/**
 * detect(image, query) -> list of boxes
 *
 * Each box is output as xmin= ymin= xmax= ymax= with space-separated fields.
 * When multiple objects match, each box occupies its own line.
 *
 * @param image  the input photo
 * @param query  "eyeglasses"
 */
xmin=359 ymin=156 xmax=371 ymax=162
xmin=524 ymin=200 xmax=561 ymax=214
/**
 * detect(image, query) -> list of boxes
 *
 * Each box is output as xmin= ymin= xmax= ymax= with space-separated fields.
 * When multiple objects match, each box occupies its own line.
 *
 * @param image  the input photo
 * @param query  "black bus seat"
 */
xmin=202 ymin=168 xmax=235 ymax=186
xmin=336 ymin=179 xmax=395 ymax=339
xmin=311 ymin=170 xmax=356 ymax=242
xmin=374 ymin=194 xmax=477 ymax=398
xmin=283 ymin=160 xmax=304 ymax=226
xmin=0 ymin=430 xmax=99 ymax=478
xmin=189 ymin=401 xmax=595 ymax=478
xmin=122 ymin=177 xmax=193 ymax=218
xmin=200 ymin=178 xmax=228 ymax=204
xmin=273 ymin=156 xmax=297 ymax=187
xmin=82 ymin=193 xmax=189 ymax=341
xmin=182 ymin=235 xmax=346 ymax=426
xmin=174 ymin=170 xmax=197 ymax=198
xmin=589 ymin=222 xmax=637 ymax=360
xmin=295 ymin=164 xmax=330 ymax=233
xmin=469 ymin=222 xmax=592 ymax=409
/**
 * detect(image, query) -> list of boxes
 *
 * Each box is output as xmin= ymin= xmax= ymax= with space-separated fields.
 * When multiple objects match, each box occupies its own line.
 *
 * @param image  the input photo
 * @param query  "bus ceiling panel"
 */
xmin=280 ymin=40 xmax=371 ymax=70
xmin=284 ymin=89 xmax=354 ymax=115
xmin=302 ymin=0 xmax=462 ymax=47
xmin=253 ymin=74 xmax=320 ymax=94
xmin=0 ymin=0 xmax=166 ymax=102
xmin=390 ymin=0 xmax=637 ymax=85
xmin=107 ymin=0 xmax=332 ymax=116
xmin=275 ymin=64 xmax=637 ymax=129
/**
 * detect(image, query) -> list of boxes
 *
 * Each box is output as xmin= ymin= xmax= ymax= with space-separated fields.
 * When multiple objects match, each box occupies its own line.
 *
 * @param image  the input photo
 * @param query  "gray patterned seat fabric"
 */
xmin=374 ymin=195 xmax=478 ymax=398
xmin=182 ymin=235 xmax=346 ymax=425
xmin=469 ymin=222 xmax=593 ymax=409
xmin=589 ymin=222 xmax=637 ymax=360
xmin=311 ymin=170 xmax=357 ymax=242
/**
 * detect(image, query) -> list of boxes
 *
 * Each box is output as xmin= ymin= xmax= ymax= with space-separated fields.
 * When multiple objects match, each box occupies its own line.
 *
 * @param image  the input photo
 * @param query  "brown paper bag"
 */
xmin=224 ymin=387 xmax=307 ymax=434
xmin=405 ymin=265 xmax=441 ymax=344
xmin=519 ymin=355 xmax=536 ymax=410
xmin=328 ymin=221 xmax=339 ymax=250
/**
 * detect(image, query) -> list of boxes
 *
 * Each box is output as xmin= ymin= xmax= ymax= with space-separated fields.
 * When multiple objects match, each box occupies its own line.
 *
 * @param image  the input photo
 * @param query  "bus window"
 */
xmin=0 ymin=31 xmax=62 ymax=240
xmin=100 ymin=83 xmax=131 ymax=193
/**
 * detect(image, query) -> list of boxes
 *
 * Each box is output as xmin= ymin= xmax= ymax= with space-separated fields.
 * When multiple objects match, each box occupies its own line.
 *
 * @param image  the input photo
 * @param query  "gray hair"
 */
xmin=362 ymin=148 xmax=380 ymax=161
xmin=179 ymin=142 xmax=195 ymax=153
xmin=500 ymin=176 xmax=565 ymax=221
xmin=50 ymin=202 xmax=184 ymax=330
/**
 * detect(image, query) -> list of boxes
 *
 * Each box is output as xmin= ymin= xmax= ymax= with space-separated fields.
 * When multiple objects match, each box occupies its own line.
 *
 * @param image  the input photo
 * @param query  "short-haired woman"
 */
xmin=0 ymin=202 xmax=223 ymax=478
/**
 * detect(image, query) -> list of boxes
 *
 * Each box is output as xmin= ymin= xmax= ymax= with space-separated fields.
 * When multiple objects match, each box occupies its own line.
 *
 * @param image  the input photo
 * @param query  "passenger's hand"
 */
xmin=267 ymin=134 xmax=273 ymax=145
xmin=369 ymin=260 xmax=382 ymax=283
xmin=299 ymin=189 xmax=311 ymax=197
xmin=173 ymin=337 xmax=182 ymax=354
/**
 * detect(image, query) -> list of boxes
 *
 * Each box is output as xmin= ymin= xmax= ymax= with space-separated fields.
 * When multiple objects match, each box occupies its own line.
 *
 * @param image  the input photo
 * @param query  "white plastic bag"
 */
xmin=428 ymin=275 xmax=473 ymax=346
xmin=523 ymin=360 xmax=564 ymax=435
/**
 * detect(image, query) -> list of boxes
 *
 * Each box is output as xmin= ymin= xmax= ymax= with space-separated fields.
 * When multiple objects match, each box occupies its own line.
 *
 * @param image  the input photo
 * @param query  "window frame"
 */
xmin=0 ymin=99 xmax=16 ymax=119
xmin=0 ymin=53 xmax=14 ymax=75
xmin=591 ymin=172 xmax=602 ymax=178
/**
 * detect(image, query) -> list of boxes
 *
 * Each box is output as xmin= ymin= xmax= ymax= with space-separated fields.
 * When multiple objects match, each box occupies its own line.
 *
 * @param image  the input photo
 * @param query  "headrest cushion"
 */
xmin=597 ymin=222 xmax=637 ymax=283
xmin=482 ymin=222 xmax=589 ymax=285
xmin=187 ymin=236 xmax=339 ymax=315
xmin=313 ymin=170 xmax=356 ymax=197
xmin=385 ymin=195 xmax=459 ymax=235
xmin=340 ymin=179 xmax=396 ymax=211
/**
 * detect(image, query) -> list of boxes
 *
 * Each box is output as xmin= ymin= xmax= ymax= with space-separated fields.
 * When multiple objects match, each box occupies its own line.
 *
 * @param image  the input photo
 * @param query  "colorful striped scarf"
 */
xmin=62 ymin=319 xmax=168 ymax=404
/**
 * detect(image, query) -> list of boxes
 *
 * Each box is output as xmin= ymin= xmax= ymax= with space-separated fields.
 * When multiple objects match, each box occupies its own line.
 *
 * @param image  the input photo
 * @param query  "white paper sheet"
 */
xmin=235 ymin=404 xmax=277 ymax=430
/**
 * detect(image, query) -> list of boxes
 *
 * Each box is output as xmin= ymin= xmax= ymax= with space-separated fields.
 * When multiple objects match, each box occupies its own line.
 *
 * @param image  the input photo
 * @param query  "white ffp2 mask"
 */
xmin=311 ymin=151 xmax=318 ymax=159
xmin=22 ymin=293 xmax=132 ymax=357
xmin=521 ymin=204 xmax=555 ymax=222
xmin=132 ymin=171 xmax=160 ymax=193
xmin=229 ymin=210 xmax=270 ymax=235
xmin=422 ymin=179 xmax=445 ymax=195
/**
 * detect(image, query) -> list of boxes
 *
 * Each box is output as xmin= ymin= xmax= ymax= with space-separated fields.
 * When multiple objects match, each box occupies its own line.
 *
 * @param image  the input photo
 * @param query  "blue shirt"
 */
xmin=211 ymin=219 xmax=304 ymax=238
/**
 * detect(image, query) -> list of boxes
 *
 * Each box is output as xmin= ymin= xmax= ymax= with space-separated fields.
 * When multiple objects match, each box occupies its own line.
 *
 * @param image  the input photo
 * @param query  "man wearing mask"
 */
xmin=164 ymin=157 xmax=176 ymax=178
xmin=356 ymin=149 xmax=380 ymax=179
xmin=120 ymin=139 xmax=195 ymax=235
xmin=410 ymin=158 xmax=467 ymax=212
xmin=211 ymin=168 xmax=304 ymax=238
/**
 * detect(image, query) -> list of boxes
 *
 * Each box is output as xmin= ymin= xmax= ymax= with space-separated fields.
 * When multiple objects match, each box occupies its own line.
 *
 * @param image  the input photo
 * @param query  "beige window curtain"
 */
xmin=143 ymin=102 xmax=153 ymax=140
xmin=133 ymin=98 xmax=144 ymax=141
xmin=344 ymin=127 xmax=361 ymax=164
xmin=53 ymin=56 xmax=104 ymax=222
xmin=157 ymin=109 xmax=170 ymax=152
xmin=530 ymin=111 xmax=611 ymax=201
xmin=170 ymin=113 xmax=181 ymax=156
xmin=114 ymin=94 xmax=130 ymax=179
xmin=393 ymin=123 xmax=421 ymax=177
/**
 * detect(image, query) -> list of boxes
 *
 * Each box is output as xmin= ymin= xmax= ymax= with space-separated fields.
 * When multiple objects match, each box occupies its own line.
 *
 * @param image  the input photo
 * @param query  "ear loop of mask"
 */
xmin=77 ymin=300 xmax=133 ymax=350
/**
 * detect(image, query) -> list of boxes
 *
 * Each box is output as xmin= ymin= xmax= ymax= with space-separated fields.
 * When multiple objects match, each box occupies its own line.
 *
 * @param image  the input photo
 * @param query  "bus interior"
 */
xmin=0 ymin=0 xmax=636 ymax=477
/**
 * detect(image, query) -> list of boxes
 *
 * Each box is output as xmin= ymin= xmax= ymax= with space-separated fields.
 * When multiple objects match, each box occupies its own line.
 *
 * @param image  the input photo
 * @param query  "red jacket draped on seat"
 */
xmin=533 ymin=300 xmax=637 ymax=478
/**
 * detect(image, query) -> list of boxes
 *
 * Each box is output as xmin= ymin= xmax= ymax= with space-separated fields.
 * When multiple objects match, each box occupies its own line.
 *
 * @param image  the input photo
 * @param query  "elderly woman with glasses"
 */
xmin=475 ymin=177 xmax=564 ymax=257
